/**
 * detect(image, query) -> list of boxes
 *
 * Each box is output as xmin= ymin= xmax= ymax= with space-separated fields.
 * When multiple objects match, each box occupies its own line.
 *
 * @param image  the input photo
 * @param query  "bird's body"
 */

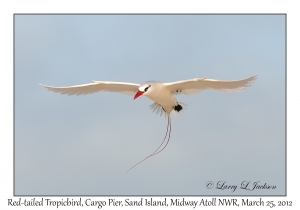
xmin=40 ymin=75 xmax=257 ymax=171
xmin=140 ymin=82 xmax=177 ymax=115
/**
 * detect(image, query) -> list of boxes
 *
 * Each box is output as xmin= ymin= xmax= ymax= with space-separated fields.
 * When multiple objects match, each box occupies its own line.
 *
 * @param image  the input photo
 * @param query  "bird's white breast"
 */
xmin=145 ymin=83 xmax=177 ymax=113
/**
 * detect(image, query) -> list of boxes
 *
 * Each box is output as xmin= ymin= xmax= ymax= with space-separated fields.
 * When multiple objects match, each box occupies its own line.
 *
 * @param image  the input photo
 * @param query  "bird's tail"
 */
xmin=149 ymin=103 xmax=167 ymax=117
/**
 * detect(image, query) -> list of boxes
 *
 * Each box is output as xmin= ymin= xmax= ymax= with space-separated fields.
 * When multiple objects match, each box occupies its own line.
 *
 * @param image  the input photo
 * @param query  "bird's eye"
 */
xmin=144 ymin=85 xmax=151 ymax=92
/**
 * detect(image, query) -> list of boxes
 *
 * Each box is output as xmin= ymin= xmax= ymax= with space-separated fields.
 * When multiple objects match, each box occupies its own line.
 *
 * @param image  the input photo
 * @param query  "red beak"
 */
xmin=134 ymin=91 xmax=144 ymax=99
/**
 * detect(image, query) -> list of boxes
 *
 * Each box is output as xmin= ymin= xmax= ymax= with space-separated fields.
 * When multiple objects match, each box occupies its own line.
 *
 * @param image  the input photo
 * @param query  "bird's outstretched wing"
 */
xmin=165 ymin=75 xmax=257 ymax=95
xmin=39 ymin=81 xmax=140 ymax=96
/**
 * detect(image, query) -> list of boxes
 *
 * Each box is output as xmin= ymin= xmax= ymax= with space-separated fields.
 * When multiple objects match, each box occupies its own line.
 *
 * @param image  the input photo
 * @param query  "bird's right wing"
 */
xmin=165 ymin=75 xmax=257 ymax=95
xmin=39 ymin=81 xmax=140 ymax=96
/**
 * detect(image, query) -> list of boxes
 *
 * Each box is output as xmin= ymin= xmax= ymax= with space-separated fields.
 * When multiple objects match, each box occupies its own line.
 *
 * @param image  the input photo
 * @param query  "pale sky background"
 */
xmin=15 ymin=14 xmax=285 ymax=196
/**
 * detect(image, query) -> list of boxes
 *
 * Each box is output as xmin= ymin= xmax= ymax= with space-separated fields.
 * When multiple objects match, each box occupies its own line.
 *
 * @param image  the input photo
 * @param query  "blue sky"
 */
xmin=15 ymin=14 xmax=285 ymax=195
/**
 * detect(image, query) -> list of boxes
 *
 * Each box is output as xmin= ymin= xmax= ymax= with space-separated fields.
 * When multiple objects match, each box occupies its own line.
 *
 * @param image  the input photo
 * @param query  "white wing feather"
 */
xmin=165 ymin=75 xmax=257 ymax=95
xmin=39 ymin=81 xmax=140 ymax=96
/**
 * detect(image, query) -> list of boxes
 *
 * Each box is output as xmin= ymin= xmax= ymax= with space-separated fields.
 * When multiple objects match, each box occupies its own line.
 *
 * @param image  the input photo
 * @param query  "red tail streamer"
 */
xmin=127 ymin=115 xmax=171 ymax=172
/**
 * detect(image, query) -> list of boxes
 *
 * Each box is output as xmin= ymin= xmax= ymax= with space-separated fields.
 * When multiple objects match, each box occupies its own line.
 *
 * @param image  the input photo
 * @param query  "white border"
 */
xmin=1 ymin=0 xmax=298 ymax=209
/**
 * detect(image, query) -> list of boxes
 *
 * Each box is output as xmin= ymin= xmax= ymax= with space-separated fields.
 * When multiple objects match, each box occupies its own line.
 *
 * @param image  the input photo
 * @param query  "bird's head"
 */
xmin=134 ymin=83 xmax=152 ymax=99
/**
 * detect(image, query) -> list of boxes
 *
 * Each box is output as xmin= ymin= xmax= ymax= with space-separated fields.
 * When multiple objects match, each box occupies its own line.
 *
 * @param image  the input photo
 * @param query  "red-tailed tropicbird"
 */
xmin=40 ymin=75 xmax=257 ymax=171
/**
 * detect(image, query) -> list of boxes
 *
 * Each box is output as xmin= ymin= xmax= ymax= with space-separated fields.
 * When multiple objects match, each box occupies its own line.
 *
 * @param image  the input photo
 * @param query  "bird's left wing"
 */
xmin=39 ymin=81 xmax=140 ymax=96
xmin=165 ymin=75 xmax=257 ymax=95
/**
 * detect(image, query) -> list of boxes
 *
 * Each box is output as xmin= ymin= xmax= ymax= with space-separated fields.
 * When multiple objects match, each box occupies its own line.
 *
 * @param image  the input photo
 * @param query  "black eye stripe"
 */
xmin=144 ymin=85 xmax=151 ymax=92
